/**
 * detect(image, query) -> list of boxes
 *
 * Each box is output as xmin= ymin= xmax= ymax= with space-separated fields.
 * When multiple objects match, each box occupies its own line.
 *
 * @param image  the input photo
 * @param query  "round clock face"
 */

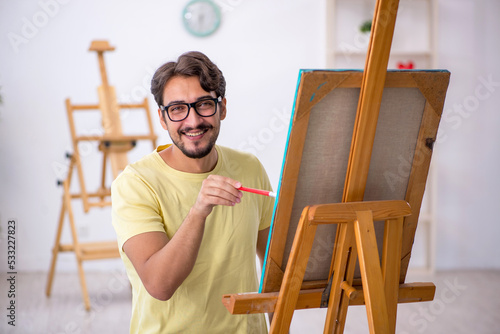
xmin=183 ymin=0 xmax=221 ymax=37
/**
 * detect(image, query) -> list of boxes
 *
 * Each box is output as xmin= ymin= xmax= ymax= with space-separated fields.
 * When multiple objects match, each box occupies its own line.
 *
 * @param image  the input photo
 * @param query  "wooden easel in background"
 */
xmin=223 ymin=0 xmax=450 ymax=333
xmin=46 ymin=40 xmax=157 ymax=310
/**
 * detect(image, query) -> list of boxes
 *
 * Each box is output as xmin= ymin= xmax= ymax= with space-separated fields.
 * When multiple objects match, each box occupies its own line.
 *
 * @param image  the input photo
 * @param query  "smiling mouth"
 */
xmin=182 ymin=127 xmax=210 ymax=138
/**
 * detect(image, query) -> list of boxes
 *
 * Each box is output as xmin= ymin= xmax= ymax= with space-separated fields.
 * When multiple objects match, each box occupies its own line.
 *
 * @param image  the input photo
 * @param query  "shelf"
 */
xmin=326 ymin=0 xmax=437 ymax=69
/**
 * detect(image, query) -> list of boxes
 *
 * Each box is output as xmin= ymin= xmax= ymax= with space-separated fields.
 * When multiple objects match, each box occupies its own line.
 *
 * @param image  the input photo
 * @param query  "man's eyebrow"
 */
xmin=195 ymin=95 xmax=215 ymax=101
xmin=165 ymin=95 xmax=214 ymax=105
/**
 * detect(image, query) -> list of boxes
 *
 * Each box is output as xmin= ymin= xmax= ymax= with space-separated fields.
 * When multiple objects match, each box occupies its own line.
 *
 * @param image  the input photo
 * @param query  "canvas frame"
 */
xmin=260 ymin=69 xmax=451 ymax=294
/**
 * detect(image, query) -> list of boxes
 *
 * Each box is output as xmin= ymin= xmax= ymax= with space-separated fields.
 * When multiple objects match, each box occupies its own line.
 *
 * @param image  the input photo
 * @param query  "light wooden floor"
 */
xmin=1 ymin=269 xmax=499 ymax=333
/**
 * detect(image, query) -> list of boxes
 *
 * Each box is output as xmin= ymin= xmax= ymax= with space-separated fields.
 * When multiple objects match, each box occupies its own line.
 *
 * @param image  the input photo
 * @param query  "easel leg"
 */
xmin=100 ymin=150 xmax=108 ymax=202
xmin=270 ymin=208 xmax=317 ymax=334
xmin=47 ymin=156 xmax=75 ymax=297
xmin=382 ymin=217 xmax=404 ymax=333
xmin=63 ymin=180 xmax=91 ymax=311
xmin=46 ymin=195 xmax=67 ymax=297
xmin=324 ymin=224 xmax=357 ymax=334
xmin=354 ymin=211 xmax=390 ymax=333
xmin=76 ymin=258 xmax=91 ymax=311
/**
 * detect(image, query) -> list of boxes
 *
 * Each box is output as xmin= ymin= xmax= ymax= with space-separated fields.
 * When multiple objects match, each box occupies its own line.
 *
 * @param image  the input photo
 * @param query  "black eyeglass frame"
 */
xmin=160 ymin=96 xmax=222 ymax=122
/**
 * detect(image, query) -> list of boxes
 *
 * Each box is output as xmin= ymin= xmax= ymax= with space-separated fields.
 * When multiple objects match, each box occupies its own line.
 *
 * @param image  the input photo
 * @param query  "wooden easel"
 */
xmin=223 ymin=0 xmax=450 ymax=332
xmin=46 ymin=40 xmax=157 ymax=310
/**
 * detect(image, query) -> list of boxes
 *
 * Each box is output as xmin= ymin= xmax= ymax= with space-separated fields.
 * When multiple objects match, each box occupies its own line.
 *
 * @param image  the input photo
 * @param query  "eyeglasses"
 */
xmin=160 ymin=96 xmax=222 ymax=122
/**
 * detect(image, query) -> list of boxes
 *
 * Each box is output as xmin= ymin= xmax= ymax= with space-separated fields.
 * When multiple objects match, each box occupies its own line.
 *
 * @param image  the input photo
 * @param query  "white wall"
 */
xmin=0 ymin=0 xmax=325 ymax=272
xmin=0 ymin=0 xmax=498 ymax=272
xmin=434 ymin=0 xmax=500 ymax=269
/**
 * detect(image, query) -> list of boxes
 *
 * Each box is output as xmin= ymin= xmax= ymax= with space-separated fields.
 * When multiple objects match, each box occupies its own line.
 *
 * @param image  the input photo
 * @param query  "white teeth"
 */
xmin=185 ymin=130 xmax=205 ymax=137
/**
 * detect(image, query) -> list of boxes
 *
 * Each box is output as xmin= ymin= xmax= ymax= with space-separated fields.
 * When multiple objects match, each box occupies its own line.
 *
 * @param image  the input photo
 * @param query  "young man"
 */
xmin=111 ymin=51 xmax=274 ymax=333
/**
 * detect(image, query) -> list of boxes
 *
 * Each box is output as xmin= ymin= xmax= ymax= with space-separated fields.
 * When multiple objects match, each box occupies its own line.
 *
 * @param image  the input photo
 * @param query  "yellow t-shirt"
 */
xmin=111 ymin=144 xmax=274 ymax=333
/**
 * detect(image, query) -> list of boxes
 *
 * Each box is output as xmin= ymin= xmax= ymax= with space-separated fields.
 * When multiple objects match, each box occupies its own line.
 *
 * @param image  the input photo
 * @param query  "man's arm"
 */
xmin=123 ymin=175 xmax=243 ymax=301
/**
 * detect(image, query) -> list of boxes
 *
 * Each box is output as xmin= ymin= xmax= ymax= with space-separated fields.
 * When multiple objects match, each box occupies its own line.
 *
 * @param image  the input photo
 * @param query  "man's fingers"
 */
xmin=202 ymin=175 xmax=242 ymax=203
xmin=203 ymin=194 xmax=239 ymax=207
xmin=193 ymin=175 xmax=244 ymax=218
xmin=202 ymin=182 xmax=241 ymax=204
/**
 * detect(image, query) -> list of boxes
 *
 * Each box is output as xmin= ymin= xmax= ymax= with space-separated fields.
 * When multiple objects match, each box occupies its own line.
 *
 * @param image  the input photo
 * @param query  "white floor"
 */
xmin=1 ymin=269 xmax=499 ymax=333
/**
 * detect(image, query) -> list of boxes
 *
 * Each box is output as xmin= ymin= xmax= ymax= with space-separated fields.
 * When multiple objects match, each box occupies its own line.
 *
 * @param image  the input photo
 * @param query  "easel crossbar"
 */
xmin=76 ymin=134 xmax=157 ymax=142
xmin=308 ymin=200 xmax=412 ymax=224
xmin=57 ymin=241 xmax=120 ymax=260
xmin=222 ymin=282 xmax=435 ymax=314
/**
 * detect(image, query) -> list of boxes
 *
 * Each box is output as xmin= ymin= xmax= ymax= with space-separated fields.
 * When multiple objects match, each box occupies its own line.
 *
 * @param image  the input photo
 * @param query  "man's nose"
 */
xmin=183 ymin=106 xmax=204 ymax=126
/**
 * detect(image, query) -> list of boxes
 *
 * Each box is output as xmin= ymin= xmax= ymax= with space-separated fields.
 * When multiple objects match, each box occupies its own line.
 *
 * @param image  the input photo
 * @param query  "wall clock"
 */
xmin=182 ymin=0 xmax=221 ymax=37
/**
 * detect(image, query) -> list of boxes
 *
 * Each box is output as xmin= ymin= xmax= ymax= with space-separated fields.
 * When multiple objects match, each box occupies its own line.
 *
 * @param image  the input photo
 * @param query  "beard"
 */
xmin=170 ymin=123 xmax=219 ymax=159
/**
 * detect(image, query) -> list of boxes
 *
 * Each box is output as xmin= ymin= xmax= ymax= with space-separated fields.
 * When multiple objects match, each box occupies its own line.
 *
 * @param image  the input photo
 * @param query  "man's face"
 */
xmin=159 ymin=76 xmax=226 ymax=159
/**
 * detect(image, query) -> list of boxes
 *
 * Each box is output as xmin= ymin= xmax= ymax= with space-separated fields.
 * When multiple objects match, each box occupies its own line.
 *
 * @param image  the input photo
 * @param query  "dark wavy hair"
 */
xmin=150 ymin=51 xmax=226 ymax=108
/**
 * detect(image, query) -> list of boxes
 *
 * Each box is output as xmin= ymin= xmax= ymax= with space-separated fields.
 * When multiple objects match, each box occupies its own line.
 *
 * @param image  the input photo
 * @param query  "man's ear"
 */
xmin=158 ymin=108 xmax=168 ymax=130
xmin=219 ymin=97 xmax=227 ymax=120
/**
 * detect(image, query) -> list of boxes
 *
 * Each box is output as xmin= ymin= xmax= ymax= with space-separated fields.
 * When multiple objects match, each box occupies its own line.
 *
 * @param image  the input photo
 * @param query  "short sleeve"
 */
xmin=111 ymin=168 xmax=166 ymax=250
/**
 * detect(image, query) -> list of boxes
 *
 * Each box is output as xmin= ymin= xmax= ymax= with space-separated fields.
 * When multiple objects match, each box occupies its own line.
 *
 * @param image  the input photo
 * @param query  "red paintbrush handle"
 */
xmin=238 ymin=186 xmax=276 ymax=198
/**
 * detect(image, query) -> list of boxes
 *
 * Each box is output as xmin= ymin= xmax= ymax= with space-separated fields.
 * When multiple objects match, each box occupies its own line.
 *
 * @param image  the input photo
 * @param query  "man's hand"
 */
xmin=191 ymin=175 xmax=243 ymax=219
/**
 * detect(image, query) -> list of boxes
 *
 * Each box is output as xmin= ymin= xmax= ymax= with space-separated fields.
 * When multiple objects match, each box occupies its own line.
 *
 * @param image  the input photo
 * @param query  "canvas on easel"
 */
xmin=261 ymin=69 xmax=451 ymax=293
xmin=223 ymin=70 xmax=450 ymax=332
